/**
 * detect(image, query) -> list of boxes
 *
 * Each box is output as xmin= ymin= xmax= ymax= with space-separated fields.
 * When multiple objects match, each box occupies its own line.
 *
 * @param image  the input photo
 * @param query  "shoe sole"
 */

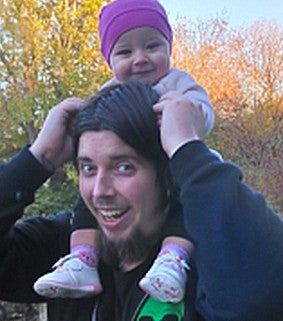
xmin=34 ymin=281 xmax=103 ymax=299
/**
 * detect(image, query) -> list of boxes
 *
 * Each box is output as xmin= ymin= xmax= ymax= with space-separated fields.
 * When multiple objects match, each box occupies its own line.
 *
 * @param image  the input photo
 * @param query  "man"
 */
xmin=1 ymin=82 xmax=283 ymax=321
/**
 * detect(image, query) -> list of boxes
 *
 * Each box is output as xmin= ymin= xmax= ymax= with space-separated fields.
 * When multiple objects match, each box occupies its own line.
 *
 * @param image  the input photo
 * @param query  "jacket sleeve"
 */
xmin=0 ymin=147 xmax=71 ymax=302
xmin=0 ymin=212 xmax=71 ymax=303
xmin=0 ymin=146 xmax=52 ymax=214
xmin=170 ymin=141 xmax=283 ymax=321
xmin=153 ymin=68 xmax=214 ymax=136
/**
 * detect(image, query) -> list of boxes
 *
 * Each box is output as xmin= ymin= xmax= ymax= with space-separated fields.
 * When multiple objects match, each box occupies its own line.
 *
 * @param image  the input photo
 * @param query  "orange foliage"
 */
xmin=172 ymin=17 xmax=283 ymax=214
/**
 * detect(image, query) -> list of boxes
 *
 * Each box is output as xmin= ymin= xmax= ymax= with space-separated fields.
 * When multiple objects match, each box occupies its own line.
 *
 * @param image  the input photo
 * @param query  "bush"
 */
xmin=207 ymin=104 xmax=283 ymax=215
xmin=0 ymin=302 xmax=40 ymax=321
xmin=25 ymin=167 xmax=79 ymax=217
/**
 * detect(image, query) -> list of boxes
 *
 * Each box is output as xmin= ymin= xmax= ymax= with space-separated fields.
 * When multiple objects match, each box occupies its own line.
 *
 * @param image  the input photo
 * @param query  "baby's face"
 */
xmin=110 ymin=27 xmax=170 ymax=85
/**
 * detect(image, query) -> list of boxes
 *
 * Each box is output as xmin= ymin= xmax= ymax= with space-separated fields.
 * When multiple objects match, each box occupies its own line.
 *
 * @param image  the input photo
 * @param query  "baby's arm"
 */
xmin=100 ymin=77 xmax=121 ymax=90
xmin=154 ymin=68 xmax=214 ymax=137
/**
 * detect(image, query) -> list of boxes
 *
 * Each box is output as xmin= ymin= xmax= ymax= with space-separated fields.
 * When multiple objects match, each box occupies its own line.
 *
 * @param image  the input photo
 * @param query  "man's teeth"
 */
xmin=100 ymin=209 xmax=123 ymax=219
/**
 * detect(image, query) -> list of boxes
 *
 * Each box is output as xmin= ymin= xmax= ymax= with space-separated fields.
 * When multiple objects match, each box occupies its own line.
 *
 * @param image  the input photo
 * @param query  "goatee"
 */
xmin=100 ymin=227 xmax=160 ymax=269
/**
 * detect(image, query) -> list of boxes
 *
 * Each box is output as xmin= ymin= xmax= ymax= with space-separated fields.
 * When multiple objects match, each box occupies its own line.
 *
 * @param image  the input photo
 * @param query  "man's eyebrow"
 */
xmin=76 ymin=156 xmax=91 ymax=163
xmin=110 ymin=154 xmax=138 ymax=161
xmin=76 ymin=154 xmax=140 ymax=163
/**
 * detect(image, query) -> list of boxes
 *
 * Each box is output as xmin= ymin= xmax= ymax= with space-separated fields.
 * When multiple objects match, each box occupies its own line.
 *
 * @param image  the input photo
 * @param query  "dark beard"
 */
xmin=100 ymin=226 xmax=161 ymax=269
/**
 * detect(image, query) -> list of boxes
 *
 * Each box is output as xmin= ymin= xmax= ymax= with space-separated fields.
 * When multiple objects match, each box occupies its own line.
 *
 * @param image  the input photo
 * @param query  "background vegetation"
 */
xmin=0 ymin=0 xmax=282 ymax=319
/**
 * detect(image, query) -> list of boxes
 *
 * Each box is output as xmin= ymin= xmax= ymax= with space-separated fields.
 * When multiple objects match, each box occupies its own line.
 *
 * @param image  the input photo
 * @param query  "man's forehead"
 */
xmin=78 ymin=130 xmax=139 ymax=160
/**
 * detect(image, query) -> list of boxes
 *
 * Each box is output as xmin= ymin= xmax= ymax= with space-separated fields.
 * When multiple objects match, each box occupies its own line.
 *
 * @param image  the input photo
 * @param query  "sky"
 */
xmin=160 ymin=0 xmax=283 ymax=28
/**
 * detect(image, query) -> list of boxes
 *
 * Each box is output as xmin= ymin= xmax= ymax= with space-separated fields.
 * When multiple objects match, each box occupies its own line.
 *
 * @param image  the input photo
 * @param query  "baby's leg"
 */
xmin=139 ymin=236 xmax=193 ymax=303
xmin=33 ymin=228 xmax=103 ymax=298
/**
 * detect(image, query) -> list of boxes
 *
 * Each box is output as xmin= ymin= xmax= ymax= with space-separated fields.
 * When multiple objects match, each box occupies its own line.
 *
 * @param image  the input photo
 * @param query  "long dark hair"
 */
xmin=74 ymin=81 xmax=175 ymax=206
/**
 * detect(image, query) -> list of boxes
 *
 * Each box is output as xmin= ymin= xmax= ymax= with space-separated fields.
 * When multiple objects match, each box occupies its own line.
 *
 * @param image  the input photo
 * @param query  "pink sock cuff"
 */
xmin=71 ymin=245 xmax=99 ymax=256
xmin=71 ymin=245 xmax=99 ymax=267
xmin=159 ymin=243 xmax=190 ymax=262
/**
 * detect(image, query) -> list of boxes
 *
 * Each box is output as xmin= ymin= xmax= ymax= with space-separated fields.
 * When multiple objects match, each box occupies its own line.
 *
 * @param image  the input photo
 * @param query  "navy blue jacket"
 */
xmin=1 ymin=142 xmax=283 ymax=321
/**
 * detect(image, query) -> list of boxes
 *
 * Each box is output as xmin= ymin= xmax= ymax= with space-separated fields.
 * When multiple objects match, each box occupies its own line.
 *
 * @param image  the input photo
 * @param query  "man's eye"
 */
xmin=79 ymin=163 xmax=94 ymax=175
xmin=117 ymin=163 xmax=134 ymax=173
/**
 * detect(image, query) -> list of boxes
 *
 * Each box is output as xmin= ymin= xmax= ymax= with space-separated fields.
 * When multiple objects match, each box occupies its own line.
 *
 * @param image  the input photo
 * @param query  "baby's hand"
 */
xmin=153 ymin=91 xmax=205 ymax=157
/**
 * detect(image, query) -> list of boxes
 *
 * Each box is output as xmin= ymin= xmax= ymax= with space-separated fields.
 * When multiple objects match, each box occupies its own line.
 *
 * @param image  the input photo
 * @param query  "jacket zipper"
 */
xmin=130 ymin=294 xmax=149 ymax=321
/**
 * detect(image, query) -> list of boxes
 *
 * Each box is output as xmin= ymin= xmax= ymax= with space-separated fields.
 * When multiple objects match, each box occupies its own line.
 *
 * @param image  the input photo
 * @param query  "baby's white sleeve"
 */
xmin=154 ymin=68 xmax=214 ymax=135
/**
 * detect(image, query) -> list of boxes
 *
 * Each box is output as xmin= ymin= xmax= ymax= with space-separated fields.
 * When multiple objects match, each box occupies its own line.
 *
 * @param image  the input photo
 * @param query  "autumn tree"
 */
xmin=231 ymin=21 xmax=283 ymax=109
xmin=0 ymin=0 xmax=114 ymax=216
xmin=0 ymin=0 xmax=111 ymax=160
xmin=172 ymin=18 xmax=283 ymax=214
xmin=172 ymin=17 xmax=283 ymax=116
xmin=171 ymin=15 xmax=244 ymax=117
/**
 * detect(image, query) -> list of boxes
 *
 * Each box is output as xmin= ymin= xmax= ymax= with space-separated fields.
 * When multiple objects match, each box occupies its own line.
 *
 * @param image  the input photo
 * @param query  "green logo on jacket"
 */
xmin=137 ymin=297 xmax=184 ymax=321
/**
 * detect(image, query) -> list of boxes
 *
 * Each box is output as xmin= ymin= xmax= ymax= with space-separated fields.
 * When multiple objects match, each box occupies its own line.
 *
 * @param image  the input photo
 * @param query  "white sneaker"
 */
xmin=33 ymin=254 xmax=103 ymax=298
xmin=139 ymin=251 xmax=189 ymax=303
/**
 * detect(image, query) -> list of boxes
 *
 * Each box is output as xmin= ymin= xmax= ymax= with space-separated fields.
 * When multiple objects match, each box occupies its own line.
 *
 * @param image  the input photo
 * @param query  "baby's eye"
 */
xmin=146 ymin=42 xmax=159 ymax=50
xmin=116 ymin=49 xmax=131 ymax=56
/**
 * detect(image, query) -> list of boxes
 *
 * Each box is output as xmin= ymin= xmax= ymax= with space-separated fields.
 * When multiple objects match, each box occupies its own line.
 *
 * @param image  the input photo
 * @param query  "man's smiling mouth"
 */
xmin=100 ymin=209 xmax=125 ymax=221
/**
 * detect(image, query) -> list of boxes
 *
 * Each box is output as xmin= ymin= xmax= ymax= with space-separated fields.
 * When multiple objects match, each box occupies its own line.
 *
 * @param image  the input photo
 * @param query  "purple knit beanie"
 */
xmin=99 ymin=0 xmax=173 ymax=66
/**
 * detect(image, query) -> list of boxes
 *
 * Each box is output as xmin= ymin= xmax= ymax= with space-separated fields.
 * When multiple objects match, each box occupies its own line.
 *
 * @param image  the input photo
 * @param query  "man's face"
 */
xmin=77 ymin=130 xmax=166 ymax=244
xmin=110 ymin=27 xmax=170 ymax=85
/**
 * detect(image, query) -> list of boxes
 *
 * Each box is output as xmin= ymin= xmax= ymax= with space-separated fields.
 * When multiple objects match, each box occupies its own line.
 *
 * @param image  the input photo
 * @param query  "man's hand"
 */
xmin=30 ymin=97 xmax=84 ymax=170
xmin=153 ymin=91 xmax=205 ymax=158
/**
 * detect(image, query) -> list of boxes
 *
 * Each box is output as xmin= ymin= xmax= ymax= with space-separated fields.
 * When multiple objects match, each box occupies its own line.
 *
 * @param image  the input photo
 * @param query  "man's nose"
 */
xmin=92 ymin=171 xmax=115 ymax=198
